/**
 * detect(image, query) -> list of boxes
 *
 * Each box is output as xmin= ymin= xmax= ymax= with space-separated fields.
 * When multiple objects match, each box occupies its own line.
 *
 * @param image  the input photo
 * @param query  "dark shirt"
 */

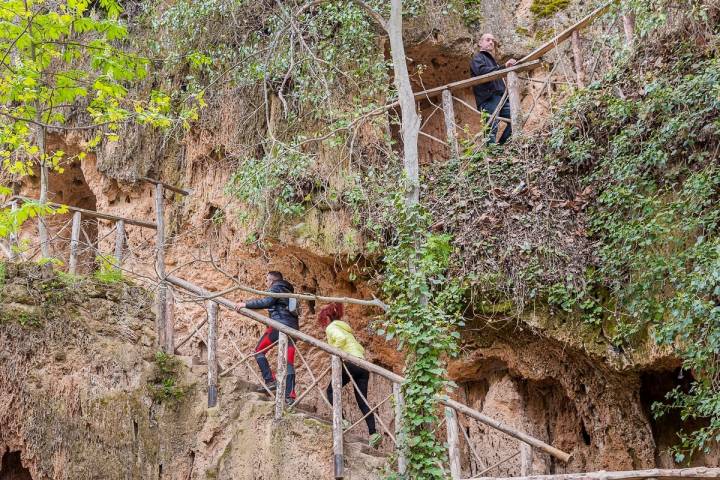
xmin=245 ymin=280 xmax=299 ymax=329
xmin=470 ymin=50 xmax=505 ymax=104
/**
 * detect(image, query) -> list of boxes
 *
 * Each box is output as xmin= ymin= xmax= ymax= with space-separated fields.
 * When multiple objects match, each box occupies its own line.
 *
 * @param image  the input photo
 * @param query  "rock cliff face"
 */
xmin=4 ymin=0 xmax=718 ymax=477
xmin=0 ymin=264 xmax=385 ymax=479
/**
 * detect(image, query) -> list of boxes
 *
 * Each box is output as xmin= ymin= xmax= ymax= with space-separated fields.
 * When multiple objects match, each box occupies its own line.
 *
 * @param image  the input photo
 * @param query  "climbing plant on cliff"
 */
xmin=0 ymin=0 xmax=201 ymax=254
xmin=378 ymin=193 xmax=465 ymax=478
xmin=547 ymin=0 xmax=720 ymax=461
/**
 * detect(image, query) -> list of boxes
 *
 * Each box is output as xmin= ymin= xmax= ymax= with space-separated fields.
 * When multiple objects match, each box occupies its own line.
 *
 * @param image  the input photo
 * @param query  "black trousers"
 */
xmin=478 ymin=91 xmax=512 ymax=145
xmin=326 ymin=361 xmax=377 ymax=435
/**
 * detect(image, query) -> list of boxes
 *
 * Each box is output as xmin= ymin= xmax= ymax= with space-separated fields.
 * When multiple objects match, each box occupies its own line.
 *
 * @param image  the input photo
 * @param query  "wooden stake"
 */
xmin=622 ymin=13 xmax=635 ymax=47
xmin=114 ymin=219 xmax=125 ymax=268
xmin=393 ymin=383 xmax=407 ymax=475
xmin=507 ymin=71 xmax=523 ymax=135
xmin=441 ymin=89 xmax=459 ymax=160
xmin=9 ymin=200 xmax=18 ymax=260
xmin=165 ymin=286 xmax=175 ymax=356
xmin=521 ymin=443 xmax=534 ymax=476
xmin=446 ymin=407 xmax=462 ymax=479
xmin=331 ymin=355 xmax=344 ymax=479
xmin=68 ymin=211 xmax=81 ymax=274
xmin=275 ymin=332 xmax=288 ymax=420
xmin=155 ymin=184 xmax=168 ymax=352
xmin=207 ymin=301 xmax=218 ymax=407
xmin=571 ymin=30 xmax=585 ymax=88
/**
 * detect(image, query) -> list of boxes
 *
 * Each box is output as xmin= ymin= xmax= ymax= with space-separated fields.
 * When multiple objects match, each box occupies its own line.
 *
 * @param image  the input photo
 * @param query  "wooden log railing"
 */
xmin=469 ymin=468 xmax=720 ymax=480
xmin=165 ymin=273 xmax=572 ymax=480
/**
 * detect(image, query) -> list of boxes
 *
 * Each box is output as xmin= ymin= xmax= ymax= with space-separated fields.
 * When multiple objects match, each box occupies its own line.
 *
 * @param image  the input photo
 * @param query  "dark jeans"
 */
xmin=255 ymin=327 xmax=296 ymax=399
xmin=477 ymin=92 xmax=512 ymax=145
xmin=326 ymin=361 xmax=376 ymax=435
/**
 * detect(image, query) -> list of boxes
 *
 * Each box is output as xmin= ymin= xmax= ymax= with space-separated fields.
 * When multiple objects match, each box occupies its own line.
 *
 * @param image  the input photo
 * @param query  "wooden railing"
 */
xmin=411 ymin=1 xmax=628 ymax=151
xmin=165 ymin=274 xmax=572 ymax=479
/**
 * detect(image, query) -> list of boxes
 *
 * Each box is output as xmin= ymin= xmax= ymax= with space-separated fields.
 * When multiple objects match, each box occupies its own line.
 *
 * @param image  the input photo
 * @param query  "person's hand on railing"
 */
xmin=234 ymin=302 xmax=246 ymax=312
xmin=505 ymin=58 xmax=518 ymax=68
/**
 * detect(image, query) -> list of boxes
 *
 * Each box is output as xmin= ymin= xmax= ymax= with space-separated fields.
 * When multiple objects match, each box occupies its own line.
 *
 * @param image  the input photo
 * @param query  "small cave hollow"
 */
xmin=0 ymin=450 xmax=33 ymax=480
xmin=456 ymin=365 xmax=592 ymax=476
xmin=46 ymin=161 xmax=98 ymax=273
xmin=639 ymin=368 xmax=715 ymax=467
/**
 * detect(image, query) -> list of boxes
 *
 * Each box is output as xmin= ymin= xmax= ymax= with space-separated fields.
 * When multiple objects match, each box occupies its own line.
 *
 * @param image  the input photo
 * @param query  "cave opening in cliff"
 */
xmin=0 ymin=450 xmax=33 ymax=480
xmin=50 ymin=160 xmax=98 ymax=272
xmin=639 ymin=368 xmax=709 ymax=464
xmin=456 ymin=368 xmax=588 ymax=477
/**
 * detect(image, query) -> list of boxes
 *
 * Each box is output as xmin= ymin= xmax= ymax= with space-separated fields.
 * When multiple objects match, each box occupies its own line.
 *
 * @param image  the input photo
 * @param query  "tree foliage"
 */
xmin=0 ymin=0 xmax=200 ymax=240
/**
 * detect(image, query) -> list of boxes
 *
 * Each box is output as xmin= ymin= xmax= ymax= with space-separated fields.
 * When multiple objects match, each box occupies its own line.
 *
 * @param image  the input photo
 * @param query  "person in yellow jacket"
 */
xmin=318 ymin=303 xmax=382 ymax=447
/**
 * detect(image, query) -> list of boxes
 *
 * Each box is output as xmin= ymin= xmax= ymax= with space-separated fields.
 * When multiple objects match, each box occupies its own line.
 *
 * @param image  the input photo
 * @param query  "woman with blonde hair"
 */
xmin=318 ymin=302 xmax=381 ymax=447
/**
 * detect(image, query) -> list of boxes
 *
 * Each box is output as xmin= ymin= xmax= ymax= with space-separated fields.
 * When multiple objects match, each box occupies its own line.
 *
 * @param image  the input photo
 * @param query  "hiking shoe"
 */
xmin=342 ymin=419 xmax=351 ymax=430
xmin=368 ymin=433 xmax=382 ymax=448
xmin=254 ymin=381 xmax=276 ymax=394
xmin=285 ymin=397 xmax=295 ymax=407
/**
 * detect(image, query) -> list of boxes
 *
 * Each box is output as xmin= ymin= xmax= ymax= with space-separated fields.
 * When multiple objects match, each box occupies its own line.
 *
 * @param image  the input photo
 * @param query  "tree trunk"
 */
xmin=26 ymin=0 xmax=50 ymax=258
xmin=388 ymin=0 xmax=421 ymax=208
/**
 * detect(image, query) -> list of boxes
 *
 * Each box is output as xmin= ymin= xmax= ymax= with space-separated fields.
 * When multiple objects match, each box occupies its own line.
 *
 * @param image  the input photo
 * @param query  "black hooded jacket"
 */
xmin=470 ymin=50 xmax=505 ymax=104
xmin=245 ymin=280 xmax=300 ymax=329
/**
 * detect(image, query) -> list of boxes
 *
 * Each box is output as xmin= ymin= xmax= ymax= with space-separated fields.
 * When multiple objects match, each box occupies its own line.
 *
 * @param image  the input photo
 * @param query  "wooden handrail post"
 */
xmin=9 ymin=200 xmax=18 ymax=260
xmin=622 ymin=12 xmax=635 ymax=47
xmin=68 ymin=211 xmax=82 ymax=274
xmin=521 ymin=443 xmax=533 ymax=476
xmin=441 ymin=89 xmax=459 ymax=160
xmin=507 ymin=71 xmax=523 ymax=135
xmin=207 ymin=301 xmax=218 ymax=407
xmin=571 ymin=30 xmax=585 ymax=88
xmin=446 ymin=407 xmax=462 ymax=479
xmin=275 ymin=332 xmax=288 ymax=420
xmin=166 ymin=286 xmax=175 ymax=355
xmin=114 ymin=219 xmax=125 ymax=268
xmin=331 ymin=355 xmax=344 ymax=479
xmin=154 ymin=184 xmax=168 ymax=352
xmin=393 ymin=383 xmax=407 ymax=475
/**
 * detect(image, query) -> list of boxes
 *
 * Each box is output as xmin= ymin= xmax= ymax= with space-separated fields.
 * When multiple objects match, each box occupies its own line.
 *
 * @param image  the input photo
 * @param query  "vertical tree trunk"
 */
xmin=26 ymin=0 xmax=50 ymax=258
xmin=37 ymin=132 xmax=49 ymax=258
xmin=388 ymin=0 xmax=421 ymax=208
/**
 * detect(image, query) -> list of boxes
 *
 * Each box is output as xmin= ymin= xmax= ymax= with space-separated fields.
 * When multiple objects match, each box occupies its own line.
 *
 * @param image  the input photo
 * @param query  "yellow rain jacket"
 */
xmin=326 ymin=320 xmax=365 ymax=359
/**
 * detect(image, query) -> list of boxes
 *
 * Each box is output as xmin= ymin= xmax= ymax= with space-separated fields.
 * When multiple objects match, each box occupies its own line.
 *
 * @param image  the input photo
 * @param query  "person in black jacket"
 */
xmin=235 ymin=271 xmax=299 ymax=404
xmin=470 ymin=33 xmax=518 ymax=145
